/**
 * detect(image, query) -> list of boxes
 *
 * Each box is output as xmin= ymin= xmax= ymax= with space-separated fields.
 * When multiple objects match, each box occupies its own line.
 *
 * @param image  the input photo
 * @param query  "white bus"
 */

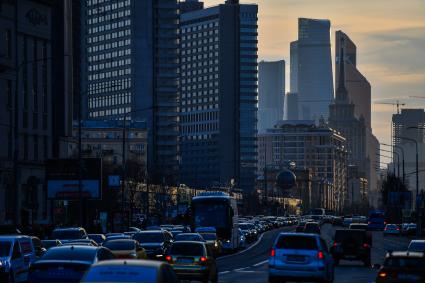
xmin=191 ymin=192 xmax=239 ymax=251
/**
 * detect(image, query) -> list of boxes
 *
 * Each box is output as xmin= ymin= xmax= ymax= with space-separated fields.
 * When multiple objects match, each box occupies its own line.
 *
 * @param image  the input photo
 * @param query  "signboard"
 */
xmin=46 ymin=158 xmax=102 ymax=200
xmin=108 ymin=175 xmax=121 ymax=188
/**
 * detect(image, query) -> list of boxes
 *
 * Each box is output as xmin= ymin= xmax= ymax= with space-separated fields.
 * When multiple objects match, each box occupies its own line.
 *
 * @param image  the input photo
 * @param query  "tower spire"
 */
xmin=336 ymin=36 xmax=348 ymax=102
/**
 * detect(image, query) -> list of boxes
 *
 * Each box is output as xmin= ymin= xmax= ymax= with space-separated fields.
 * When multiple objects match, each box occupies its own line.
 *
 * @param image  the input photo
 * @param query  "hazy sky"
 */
xmin=204 ymin=0 xmax=425 ymax=146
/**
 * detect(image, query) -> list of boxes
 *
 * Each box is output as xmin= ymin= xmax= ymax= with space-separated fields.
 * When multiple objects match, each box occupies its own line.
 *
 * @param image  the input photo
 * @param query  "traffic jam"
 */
xmin=0 ymin=192 xmax=424 ymax=283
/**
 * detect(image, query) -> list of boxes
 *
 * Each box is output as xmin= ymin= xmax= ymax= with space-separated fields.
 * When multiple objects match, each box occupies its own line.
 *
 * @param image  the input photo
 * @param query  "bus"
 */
xmin=191 ymin=191 xmax=239 ymax=252
xmin=368 ymin=210 xmax=385 ymax=230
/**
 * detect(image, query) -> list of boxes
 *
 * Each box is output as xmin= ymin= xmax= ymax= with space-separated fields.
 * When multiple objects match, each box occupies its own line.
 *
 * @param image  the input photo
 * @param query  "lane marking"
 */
xmin=218 ymin=233 xmax=265 ymax=260
xmin=236 ymin=270 xmax=255 ymax=273
xmin=252 ymin=260 xmax=268 ymax=267
xmin=234 ymin=267 xmax=250 ymax=271
xmin=219 ymin=271 xmax=230 ymax=275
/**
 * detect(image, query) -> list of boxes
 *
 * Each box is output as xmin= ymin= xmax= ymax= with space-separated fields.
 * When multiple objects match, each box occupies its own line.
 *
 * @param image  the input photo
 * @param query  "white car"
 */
xmin=0 ymin=235 xmax=37 ymax=282
xmin=383 ymin=224 xmax=400 ymax=236
xmin=408 ymin=240 xmax=425 ymax=252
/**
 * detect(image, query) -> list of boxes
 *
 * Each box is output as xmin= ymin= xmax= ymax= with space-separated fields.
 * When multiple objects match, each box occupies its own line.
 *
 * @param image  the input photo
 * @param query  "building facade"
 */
xmin=0 ymin=0 xmax=54 ymax=225
xmin=258 ymin=60 xmax=285 ymax=133
xmin=258 ymin=120 xmax=347 ymax=212
xmin=295 ymin=18 xmax=334 ymax=121
xmin=180 ymin=2 xmax=258 ymax=191
xmin=80 ymin=0 xmax=180 ymax=184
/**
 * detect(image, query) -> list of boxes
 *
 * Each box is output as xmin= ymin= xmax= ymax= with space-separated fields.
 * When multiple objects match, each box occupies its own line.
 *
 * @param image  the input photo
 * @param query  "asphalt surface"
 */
xmin=208 ymin=224 xmax=415 ymax=283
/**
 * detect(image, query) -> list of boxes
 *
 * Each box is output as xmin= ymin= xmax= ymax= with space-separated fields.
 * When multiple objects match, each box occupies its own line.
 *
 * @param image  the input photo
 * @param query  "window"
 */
xmin=5 ymin=29 xmax=12 ymax=58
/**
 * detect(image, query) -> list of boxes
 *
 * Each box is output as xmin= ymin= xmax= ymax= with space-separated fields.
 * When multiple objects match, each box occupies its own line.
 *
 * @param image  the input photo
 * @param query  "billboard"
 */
xmin=46 ymin=158 xmax=102 ymax=200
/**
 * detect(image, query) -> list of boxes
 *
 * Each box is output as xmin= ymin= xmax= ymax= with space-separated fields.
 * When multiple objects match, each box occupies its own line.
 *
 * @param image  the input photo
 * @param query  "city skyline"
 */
xmin=205 ymin=0 xmax=425 ymax=145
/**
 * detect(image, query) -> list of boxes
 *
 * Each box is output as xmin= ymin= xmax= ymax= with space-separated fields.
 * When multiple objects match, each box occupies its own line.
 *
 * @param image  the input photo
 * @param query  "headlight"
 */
xmin=129 ymin=252 xmax=137 ymax=258
xmin=214 ymin=242 xmax=218 ymax=247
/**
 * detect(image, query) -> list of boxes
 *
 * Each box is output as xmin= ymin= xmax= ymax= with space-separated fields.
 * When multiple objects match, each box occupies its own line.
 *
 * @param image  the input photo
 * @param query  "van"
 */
xmin=0 ymin=235 xmax=36 ymax=282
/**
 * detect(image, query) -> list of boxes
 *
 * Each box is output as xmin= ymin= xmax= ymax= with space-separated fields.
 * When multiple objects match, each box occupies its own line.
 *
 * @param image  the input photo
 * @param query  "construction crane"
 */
xmin=374 ymin=100 xmax=406 ymax=114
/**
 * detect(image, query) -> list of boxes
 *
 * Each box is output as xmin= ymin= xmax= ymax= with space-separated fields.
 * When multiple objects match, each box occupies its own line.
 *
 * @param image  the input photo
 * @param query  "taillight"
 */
xmin=368 ymin=221 xmax=371 ymax=224
xmin=378 ymin=272 xmax=387 ymax=278
xmin=363 ymin=243 xmax=369 ymax=248
xmin=270 ymin=248 xmax=276 ymax=257
xmin=165 ymin=255 xmax=172 ymax=262
xmin=384 ymin=221 xmax=387 ymax=225
xmin=317 ymin=251 xmax=324 ymax=260
xmin=199 ymin=256 xmax=207 ymax=263
xmin=332 ymin=242 xmax=338 ymax=247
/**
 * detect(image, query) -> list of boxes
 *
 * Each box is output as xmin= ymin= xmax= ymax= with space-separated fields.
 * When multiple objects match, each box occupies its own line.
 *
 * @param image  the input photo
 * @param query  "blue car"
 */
xmin=28 ymin=245 xmax=115 ymax=283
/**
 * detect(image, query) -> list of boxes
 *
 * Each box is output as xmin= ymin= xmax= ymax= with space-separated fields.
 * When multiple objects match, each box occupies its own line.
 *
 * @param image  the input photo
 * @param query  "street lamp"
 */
xmin=381 ymin=143 xmax=405 ymax=183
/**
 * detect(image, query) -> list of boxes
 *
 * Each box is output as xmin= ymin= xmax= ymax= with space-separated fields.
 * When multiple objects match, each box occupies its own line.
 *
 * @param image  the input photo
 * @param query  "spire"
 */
xmin=336 ymin=36 xmax=348 ymax=102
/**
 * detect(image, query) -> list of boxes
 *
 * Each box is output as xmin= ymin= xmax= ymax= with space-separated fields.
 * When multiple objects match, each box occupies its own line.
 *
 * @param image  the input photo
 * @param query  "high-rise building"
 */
xmin=180 ymin=1 xmax=258 ymax=191
xmin=284 ymin=92 xmax=299 ymax=120
xmin=296 ymin=18 xmax=334 ymax=120
xmin=258 ymin=120 xmax=347 ymax=212
xmin=289 ymin=41 xmax=298 ymax=93
xmin=180 ymin=0 xmax=204 ymax=13
xmin=335 ymin=31 xmax=371 ymax=129
xmin=81 ymin=0 xmax=180 ymax=184
xmin=0 ymin=0 xmax=54 ymax=225
xmin=392 ymin=108 xmax=425 ymax=203
xmin=258 ymin=60 xmax=285 ymax=133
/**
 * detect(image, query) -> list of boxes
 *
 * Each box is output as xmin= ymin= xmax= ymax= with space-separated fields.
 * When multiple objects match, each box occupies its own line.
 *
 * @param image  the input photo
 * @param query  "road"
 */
xmin=214 ymin=224 xmax=413 ymax=283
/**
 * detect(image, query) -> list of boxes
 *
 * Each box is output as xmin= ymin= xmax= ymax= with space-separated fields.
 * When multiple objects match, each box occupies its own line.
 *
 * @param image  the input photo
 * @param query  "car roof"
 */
xmin=410 ymin=240 xmax=425 ymax=243
xmin=48 ymin=245 xmax=101 ymax=252
xmin=103 ymin=239 xmax=136 ymax=243
xmin=0 ymin=235 xmax=32 ymax=241
xmin=53 ymin=227 xmax=84 ymax=231
xmin=171 ymin=240 xmax=205 ymax=245
xmin=92 ymin=259 xmax=166 ymax=268
xmin=137 ymin=230 xmax=163 ymax=234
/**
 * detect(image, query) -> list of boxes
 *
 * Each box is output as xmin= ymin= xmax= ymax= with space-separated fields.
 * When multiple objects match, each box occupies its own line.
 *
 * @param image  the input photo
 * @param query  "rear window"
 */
xmin=42 ymin=247 xmax=97 ymax=261
xmin=52 ymin=230 xmax=84 ymax=240
xmin=201 ymin=233 xmax=216 ymax=240
xmin=133 ymin=233 xmax=164 ymax=243
xmin=0 ymin=241 xmax=11 ymax=257
xmin=335 ymin=230 xmax=366 ymax=242
xmin=275 ymin=235 xmax=318 ymax=250
xmin=384 ymin=257 xmax=425 ymax=268
xmin=82 ymin=265 xmax=157 ymax=283
xmin=170 ymin=243 xmax=204 ymax=256
xmin=20 ymin=239 xmax=33 ymax=253
xmin=175 ymin=234 xmax=203 ymax=241
xmin=103 ymin=241 xmax=135 ymax=251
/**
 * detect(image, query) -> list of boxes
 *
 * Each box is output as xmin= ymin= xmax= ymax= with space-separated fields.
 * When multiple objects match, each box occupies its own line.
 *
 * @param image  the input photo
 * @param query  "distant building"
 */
xmin=289 ymin=41 xmax=298 ymax=93
xmin=180 ymin=0 xmax=204 ymax=13
xmin=296 ymin=18 xmax=334 ymax=120
xmin=392 ymin=108 xmax=425 ymax=204
xmin=284 ymin=92 xmax=299 ymax=120
xmin=80 ymin=0 xmax=180 ymax=184
xmin=258 ymin=60 xmax=285 ymax=133
xmin=180 ymin=2 xmax=258 ymax=191
xmin=258 ymin=120 xmax=347 ymax=212
xmin=0 ymin=0 xmax=54 ymax=225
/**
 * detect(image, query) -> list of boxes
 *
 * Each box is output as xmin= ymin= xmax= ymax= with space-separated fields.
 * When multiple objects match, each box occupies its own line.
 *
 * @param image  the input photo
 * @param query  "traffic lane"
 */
xmin=218 ymin=262 xmax=268 ymax=283
xmin=217 ymin=226 xmax=295 ymax=271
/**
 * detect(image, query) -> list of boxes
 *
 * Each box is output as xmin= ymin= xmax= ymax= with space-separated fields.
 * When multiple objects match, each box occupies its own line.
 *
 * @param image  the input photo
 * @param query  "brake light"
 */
xmin=199 ymin=256 xmax=207 ymax=263
xmin=384 ymin=221 xmax=387 ymax=225
xmin=270 ymin=248 xmax=276 ymax=257
xmin=368 ymin=221 xmax=371 ymax=224
xmin=332 ymin=242 xmax=338 ymax=247
xmin=165 ymin=255 xmax=172 ymax=262
xmin=378 ymin=272 xmax=387 ymax=278
xmin=317 ymin=251 xmax=324 ymax=260
xmin=363 ymin=243 xmax=369 ymax=248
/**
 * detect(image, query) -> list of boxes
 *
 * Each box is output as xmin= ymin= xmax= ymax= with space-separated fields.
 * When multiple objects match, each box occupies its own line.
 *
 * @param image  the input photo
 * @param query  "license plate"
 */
xmin=287 ymin=255 xmax=305 ymax=262
xmin=177 ymin=258 xmax=193 ymax=263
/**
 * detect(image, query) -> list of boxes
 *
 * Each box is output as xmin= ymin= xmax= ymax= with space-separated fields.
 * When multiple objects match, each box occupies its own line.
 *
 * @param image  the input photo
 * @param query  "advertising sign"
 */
xmin=46 ymin=158 xmax=102 ymax=200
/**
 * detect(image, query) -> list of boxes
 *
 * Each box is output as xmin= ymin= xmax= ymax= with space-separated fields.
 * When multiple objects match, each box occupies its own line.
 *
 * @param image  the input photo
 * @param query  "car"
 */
xmin=103 ymin=239 xmax=147 ymax=259
xmin=330 ymin=229 xmax=371 ymax=266
xmin=199 ymin=233 xmax=222 ymax=257
xmin=295 ymin=221 xmax=306 ymax=232
xmin=383 ymin=224 xmax=401 ymax=236
xmin=62 ymin=239 xmax=99 ymax=246
xmin=304 ymin=222 xmax=321 ymax=234
xmin=171 ymin=229 xmax=184 ymax=238
xmin=0 ymin=235 xmax=37 ymax=283
xmin=133 ymin=230 xmax=173 ymax=259
xmin=175 ymin=233 xmax=205 ymax=242
xmin=81 ymin=259 xmax=180 ymax=283
xmin=103 ymin=234 xmax=132 ymax=244
xmin=31 ymin=236 xmax=46 ymax=258
xmin=28 ymin=245 xmax=115 ymax=283
xmin=166 ymin=241 xmax=218 ymax=283
xmin=376 ymin=251 xmax=425 ymax=283
xmin=331 ymin=216 xmax=343 ymax=226
xmin=128 ymin=227 xmax=142 ymax=233
xmin=51 ymin=227 xmax=88 ymax=242
xmin=88 ymin=233 xmax=106 ymax=245
xmin=349 ymin=223 xmax=368 ymax=230
xmin=239 ymin=229 xmax=247 ymax=249
xmin=405 ymin=223 xmax=417 ymax=236
xmin=342 ymin=217 xmax=353 ymax=227
xmin=408 ymin=240 xmax=425 ymax=252
xmin=41 ymin=239 xmax=62 ymax=250
xmin=268 ymin=232 xmax=334 ymax=283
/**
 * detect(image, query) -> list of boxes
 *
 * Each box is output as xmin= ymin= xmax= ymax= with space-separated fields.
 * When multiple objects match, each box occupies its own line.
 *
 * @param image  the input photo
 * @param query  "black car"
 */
xmin=330 ymin=229 xmax=371 ymax=266
xmin=133 ymin=230 xmax=173 ymax=259
xmin=295 ymin=221 xmax=306 ymax=232
xmin=51 ymin=227 xmax=88 ymax=242
xmin=376 ymin=251 xmax=425 ymax=283
xmin=303 ymin=222 xmax=321 ymax=234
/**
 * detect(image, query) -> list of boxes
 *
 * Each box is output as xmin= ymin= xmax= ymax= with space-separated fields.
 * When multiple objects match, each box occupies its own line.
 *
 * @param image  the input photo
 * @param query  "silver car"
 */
xmin=269 ymin=232 xmax=334 ymax=283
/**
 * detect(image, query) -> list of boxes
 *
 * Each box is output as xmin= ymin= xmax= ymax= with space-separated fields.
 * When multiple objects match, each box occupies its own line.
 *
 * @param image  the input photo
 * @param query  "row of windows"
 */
xmin=87 ymin=0 xmax=130 ymax=10
xmin=88 ymin=78 xmax=131 ymax=94
xmin=88 ymin=48 xmax=131 ymax=62
xmin=182 ymin=134 xmax=216 ymax=140
xmin=88 ymin=39 xmax=130 ymax=53
xmin=88 ymin=92 xmax=131 ymax=109
xmin=88 ymin=68 xmax=131 ymax=81
xmin=182 ymin=36 xmax=218 ymax=46
xmin=181 ymin=111 xmax=219 ymax=123
xmin=87 ymin=29 xmax=130 ymax=44
xmin=181 ymin=21 xmax=219 ymax=33
xmin=182 ymin=47 xmax=218 ymax=55
xmin=89 ymin=58 xmax=131 ymax=72
xmin=181 ymin=104 xmax=219 ymax=112
xmin=182 ymin=123 xmax=219 ymax=134
xmin=182 ymin=97 xmax=218 ymax=106
xmin=90 ymin=107 xmax=131 ymax=118
xmin=182 ymin=90 xmax=219 ymax=98
xmin=182 ymin=57 xmax=218 ymax=64
xmin=88 ymin=19 xmax=131 ymax=35
xmin=181 ymin=81 xmax=218 ymax=91
xmin=181 ymin=64 xmax=218 ymax=72
xmin=87 ymin=9 xmax=131 ymax=25
xmin=181 ymin=73 xmax=219 ymax=83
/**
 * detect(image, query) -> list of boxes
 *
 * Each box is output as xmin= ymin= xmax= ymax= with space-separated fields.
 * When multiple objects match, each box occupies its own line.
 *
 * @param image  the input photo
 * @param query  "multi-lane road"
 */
xmin=215 ymin=224 xmax=413 ymax=283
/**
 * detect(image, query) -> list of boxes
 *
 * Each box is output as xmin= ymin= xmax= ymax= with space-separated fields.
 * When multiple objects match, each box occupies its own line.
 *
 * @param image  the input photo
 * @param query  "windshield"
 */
xmin=193 ymin=199 xmax=231 ymax=229
xmin=52 ymin=230 xmax=83 ymax=240
xmin=408 ymin=242 xmax=425 ymax=252
xmin=133 ymin=233 xmax=164 ymax=243
xmin=201 ymin=233 xmax=217 ymax=241
xmin=0 ymin=241 xmax=11 ymax=257
xmin=170 ymin=243 xmax=204 ymax=256
xmin=103 ymin=241 xmax=135 ymax=251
